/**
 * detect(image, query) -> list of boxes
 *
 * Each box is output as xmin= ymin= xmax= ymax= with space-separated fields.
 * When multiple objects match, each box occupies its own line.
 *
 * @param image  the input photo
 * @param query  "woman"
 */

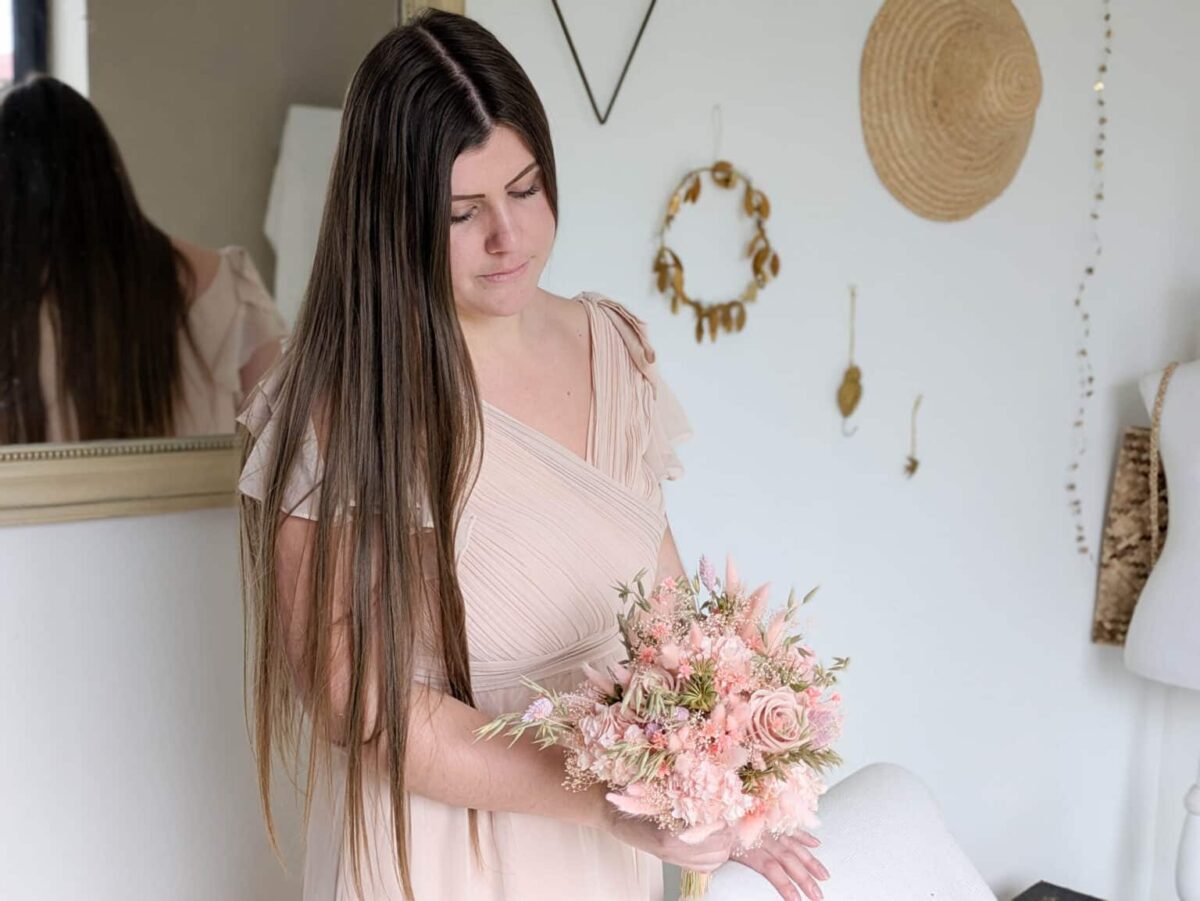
xmin=237 ymin=10 xmax=828 ymax=901
xmin=0 ymin=75 xmax=287 ymax=444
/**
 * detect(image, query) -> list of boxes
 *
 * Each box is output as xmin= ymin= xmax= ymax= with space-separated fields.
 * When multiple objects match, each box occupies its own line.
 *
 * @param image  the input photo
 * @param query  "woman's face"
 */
xmin=448 ymin=125 xmax=556 ymax=322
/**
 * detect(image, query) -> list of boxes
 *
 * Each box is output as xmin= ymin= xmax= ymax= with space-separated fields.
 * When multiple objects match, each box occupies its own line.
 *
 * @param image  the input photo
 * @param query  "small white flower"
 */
xmin=521 ymin=697 xmax=554 ymax=723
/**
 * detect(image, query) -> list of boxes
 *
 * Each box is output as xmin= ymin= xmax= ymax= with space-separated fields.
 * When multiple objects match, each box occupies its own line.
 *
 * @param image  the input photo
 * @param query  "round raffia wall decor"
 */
xmin=860 ymin=0 xmax=1043 ymax=221
xmin=652 ymin=160 xmax=780 ymax=344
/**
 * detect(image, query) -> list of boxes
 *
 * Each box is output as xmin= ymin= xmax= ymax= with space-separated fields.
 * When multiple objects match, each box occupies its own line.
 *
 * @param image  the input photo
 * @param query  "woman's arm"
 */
xmin=274 ymin=513 xmax=611 ymax=830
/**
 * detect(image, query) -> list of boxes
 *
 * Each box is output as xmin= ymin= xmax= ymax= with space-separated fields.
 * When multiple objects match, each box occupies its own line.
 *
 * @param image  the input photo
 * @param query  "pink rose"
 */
xmin=748 ymin=688 xmax=809 ymax=754
xmin=579 ymin=706 xmax=626 ymax=750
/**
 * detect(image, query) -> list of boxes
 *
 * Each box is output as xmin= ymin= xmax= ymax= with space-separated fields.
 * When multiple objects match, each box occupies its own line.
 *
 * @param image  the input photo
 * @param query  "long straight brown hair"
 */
xmin=0 ymin=74 xmax=197 ymax=443
xmin=238 ymin=10 xmax=559 ymax=899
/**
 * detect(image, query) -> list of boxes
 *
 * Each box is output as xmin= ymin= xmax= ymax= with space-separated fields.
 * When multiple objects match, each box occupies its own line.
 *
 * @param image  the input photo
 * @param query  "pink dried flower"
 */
xmin=521 ymin=697 xmax=554 ymax=723
xmin=699 ymin=556 xmax=717 ymax=593
xmin=578 ymin=706 xmax=625 ymax=750
xmin=765 ymin=611 xmax=789 ymax=655
xmin=657 ymin=643 xmax=682 ymax=670
xmin=725 ymin=555 xmax=741 ymax=594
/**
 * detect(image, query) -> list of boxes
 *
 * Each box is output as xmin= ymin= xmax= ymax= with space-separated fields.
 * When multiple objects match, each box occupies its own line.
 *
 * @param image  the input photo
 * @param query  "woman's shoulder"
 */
xmin=172 ymin=239 xmax=274 ymax=306
xmin=575 ymin=290 xmax=660 ymax=387
xmin=169 ymin=236 xmax=223 ymax=298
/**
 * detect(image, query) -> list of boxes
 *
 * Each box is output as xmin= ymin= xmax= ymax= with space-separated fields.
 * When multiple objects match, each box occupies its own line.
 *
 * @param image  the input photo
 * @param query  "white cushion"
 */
xmin=706 ymin=763 xmax=996 ymax=901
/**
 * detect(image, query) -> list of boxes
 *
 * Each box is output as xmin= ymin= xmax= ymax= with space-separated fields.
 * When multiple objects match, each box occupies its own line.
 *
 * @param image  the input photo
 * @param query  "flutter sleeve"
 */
xmin=200 ymin=246 xmax=290 ymax=407
xmin=235 ymin=368 xmax=438 ymax=530
xmin=586 ymin=293 xmax=695 ymax=482
xmin=234 ymin=368 xmax=324 ymax=520
xmin=645 ymin=366 xmax=694 ymax=482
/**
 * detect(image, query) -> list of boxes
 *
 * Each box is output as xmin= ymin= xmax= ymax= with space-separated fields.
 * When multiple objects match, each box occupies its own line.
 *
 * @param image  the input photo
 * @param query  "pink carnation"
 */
xmin=668 ymin=754 xmax=754 ymax=828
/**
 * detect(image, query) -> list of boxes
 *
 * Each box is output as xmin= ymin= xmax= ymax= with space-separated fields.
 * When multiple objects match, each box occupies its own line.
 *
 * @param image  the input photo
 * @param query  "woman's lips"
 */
xmin=481 ymin=259 xmax=529 ymax=283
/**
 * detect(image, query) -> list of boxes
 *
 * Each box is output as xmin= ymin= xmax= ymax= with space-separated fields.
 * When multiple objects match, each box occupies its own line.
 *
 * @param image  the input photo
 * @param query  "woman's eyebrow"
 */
xmin=451 ymin=162 xmax=539 ymax=200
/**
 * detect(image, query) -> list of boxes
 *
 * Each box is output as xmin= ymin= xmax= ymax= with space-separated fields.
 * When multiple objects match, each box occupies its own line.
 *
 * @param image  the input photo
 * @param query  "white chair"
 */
xmin=707 ymin=763 xmax=996 ymax=901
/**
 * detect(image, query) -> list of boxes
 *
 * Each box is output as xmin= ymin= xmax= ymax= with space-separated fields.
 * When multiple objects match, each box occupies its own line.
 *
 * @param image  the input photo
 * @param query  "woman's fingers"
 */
xmin=777 ymin=835 xmax=830 ymax=882
xmin=743 ymin=850 xmax=807 ymax=901
xmin=767 ymin=843 xmax=827 ymax=900
xmin=729 ymin=847 xmax=816 ymax=901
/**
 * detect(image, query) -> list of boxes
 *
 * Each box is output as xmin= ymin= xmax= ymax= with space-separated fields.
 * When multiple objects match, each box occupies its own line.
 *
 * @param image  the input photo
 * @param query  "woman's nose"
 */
xmin=485 ymin=208 xmax=519 ymax=254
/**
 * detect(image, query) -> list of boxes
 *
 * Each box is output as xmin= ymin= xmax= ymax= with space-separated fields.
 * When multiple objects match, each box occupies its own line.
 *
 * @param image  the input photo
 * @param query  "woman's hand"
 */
xmin=603 ymin=809 xmax=736 ymax=874
xmin=727 ymin=830 xmax=830 ymax=901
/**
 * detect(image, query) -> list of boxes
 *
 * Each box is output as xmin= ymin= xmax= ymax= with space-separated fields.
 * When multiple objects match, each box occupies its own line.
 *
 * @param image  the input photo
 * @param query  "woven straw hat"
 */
xmin=860 ymin=0 xmax=1042 ymax=221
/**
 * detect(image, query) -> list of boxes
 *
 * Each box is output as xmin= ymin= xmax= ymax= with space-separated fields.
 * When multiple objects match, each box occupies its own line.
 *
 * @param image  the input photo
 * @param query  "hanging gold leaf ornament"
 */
xmin=652 ymin=159 xmax=782 ymax=344
xmin=838 ymin=366 xmax=863 ymax=419
xmin=837 ymin=285 xmax=863 ymax=436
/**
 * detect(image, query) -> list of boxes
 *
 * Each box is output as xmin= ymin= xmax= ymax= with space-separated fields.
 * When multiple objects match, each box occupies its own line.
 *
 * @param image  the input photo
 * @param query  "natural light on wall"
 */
xmin=1 ymin=0 xmax=14 ymax=88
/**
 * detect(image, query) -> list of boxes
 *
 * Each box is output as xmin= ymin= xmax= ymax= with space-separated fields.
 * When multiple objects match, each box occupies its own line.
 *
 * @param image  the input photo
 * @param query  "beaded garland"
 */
xmin=1065 ymin=0 xmax=1111 ymax=560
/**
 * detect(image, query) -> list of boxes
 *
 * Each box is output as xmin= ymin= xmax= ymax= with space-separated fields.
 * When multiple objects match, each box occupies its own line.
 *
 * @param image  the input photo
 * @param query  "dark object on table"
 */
xmin=1014 ymin=882 xmax=1106 ymax=901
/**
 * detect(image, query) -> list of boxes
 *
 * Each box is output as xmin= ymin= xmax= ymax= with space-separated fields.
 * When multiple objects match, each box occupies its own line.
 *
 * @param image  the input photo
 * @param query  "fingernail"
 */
xmin=816 ymin=863 xmax=830 ymax=880
xmin=812 ymin=885 xmax=824 ymax=900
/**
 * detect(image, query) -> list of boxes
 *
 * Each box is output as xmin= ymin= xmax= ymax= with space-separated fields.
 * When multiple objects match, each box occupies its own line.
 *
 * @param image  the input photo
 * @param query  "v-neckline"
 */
xmin=480 ymin=291 xmax=597 ymax=469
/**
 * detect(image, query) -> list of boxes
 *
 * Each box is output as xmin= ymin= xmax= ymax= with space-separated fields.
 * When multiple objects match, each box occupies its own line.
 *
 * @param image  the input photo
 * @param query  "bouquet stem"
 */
xmin=679 ymin=869 xmax=711 ymax=899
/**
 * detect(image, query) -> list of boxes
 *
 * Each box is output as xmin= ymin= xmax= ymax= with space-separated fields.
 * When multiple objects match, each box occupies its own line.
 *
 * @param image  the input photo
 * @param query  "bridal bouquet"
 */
xmin=474 ymin=556 xmax=848 ymax=899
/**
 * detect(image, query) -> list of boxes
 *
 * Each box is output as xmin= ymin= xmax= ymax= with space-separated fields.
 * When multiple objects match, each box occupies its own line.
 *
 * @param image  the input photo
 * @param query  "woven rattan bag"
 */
xmin=1092 ymin=362 xmax=1178 ymax=645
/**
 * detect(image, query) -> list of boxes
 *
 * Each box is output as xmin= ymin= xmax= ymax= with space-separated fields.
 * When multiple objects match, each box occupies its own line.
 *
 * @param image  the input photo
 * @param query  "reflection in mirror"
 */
xmin=0 ymin=75 xmax=288 ymax=445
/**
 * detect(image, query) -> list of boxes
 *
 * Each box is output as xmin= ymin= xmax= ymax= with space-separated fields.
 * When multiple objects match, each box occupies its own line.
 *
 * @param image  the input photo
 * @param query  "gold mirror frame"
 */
xmin=0 ymin=436 xmax=240 ymax=526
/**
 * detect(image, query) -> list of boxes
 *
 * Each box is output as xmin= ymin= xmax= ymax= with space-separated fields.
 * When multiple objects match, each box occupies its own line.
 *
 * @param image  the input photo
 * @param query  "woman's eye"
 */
xmin=450 ymin=183 xmax=542 ymax=226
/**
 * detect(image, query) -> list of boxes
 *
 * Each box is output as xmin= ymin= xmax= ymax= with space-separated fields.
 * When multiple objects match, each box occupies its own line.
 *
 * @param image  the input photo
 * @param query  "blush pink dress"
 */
xmin=236 ymin=291 xmax=693 ymax=901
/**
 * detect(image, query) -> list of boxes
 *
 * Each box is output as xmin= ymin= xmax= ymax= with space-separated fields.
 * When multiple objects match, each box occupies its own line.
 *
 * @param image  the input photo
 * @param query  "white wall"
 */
xmin=470 ymin=1 xmax=1200 ymax=898
xmin=0 ymin=509 xmax=302 ymax=900
xmin=49 ymin=0 xmax=89 ymax=95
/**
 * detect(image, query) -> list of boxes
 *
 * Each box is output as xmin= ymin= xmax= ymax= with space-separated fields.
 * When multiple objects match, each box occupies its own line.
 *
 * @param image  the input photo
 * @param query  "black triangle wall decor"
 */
xmin=550 ymin=0 xmax=658 ymax=125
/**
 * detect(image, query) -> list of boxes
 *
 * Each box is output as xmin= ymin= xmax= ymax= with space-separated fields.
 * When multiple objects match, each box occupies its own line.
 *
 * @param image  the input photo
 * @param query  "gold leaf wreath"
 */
xmin=652 ymin=160 xmax=780 ymax=344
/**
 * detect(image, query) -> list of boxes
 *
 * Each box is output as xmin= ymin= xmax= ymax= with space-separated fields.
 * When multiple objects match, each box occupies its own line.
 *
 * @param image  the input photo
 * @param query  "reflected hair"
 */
xmin=0 ymin=74 xmax=197 ymax=443
xmin=237 ymin=10 xmax=558 ymax=900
